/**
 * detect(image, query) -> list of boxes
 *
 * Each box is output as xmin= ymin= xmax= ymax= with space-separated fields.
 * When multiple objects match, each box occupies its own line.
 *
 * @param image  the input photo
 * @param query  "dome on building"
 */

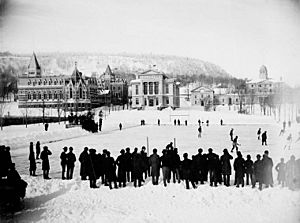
xmin=259 ymin=65 xmax=268 ymax=80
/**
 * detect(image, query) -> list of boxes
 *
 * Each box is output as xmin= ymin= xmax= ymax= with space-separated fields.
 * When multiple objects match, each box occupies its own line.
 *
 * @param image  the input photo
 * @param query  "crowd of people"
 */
xmin=24 ymin=140 xmax=300 ymax=191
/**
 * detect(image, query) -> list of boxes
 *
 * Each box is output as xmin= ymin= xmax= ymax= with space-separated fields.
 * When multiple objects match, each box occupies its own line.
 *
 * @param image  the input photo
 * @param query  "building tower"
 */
xmin=259 ymin=65 xmax=268 ymax=80
xmin=28 ymin=52 xmax=42 ymax=77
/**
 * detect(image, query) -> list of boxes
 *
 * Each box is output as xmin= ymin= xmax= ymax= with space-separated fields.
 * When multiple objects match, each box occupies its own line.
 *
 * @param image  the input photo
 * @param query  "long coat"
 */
xmin=262 ymin=156 xmax=273 ymax=185
xmin=234 ymin=157 xmax=245 ymax=178
xmin=275 ymin=162 xmax=286 ymax=182
xmin=253 ymin=160 xmax=263 ymax=182
xmin=29 ymin=151 xmax=36 ymax=171
xmin=79 ymin=151 xmax=89 ymax=177
xmin=149 ymin=154 xmax=160 ymax=177
xmin=40 ymin=150 xmax=52 ymax=170
xmin=220 ymin=153 xmax=233 ymax=175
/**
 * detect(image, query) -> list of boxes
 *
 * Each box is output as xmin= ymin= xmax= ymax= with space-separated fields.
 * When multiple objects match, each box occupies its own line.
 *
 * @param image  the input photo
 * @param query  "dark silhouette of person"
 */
xmin=79 ymin=147 xmax=89 ymax=180
xmin=29 ymin=142 xmax=37 ymax=176
xmin=233 ymin=151 xmax=245 ymax=187
xmin=231 ymin=136 xmax=240 ymax=153
xmin=106 ymin=151 xmax=118 ymax=189
xmin=198 ymin=125 xmax=202 ymax=138
xmin=261 ymin=131 xmax=267 ymax=146
xmin=158 ymin=119 xmax=160 ymax=126
xmin=60 ymin=147 xmax=68 ymax=180
xmin=177 ymin=119 xmax=180 ymax=126
xmin=220 ymin=149 xmax=233 ymax=186
xmin=40 ymin=146 xmax=52 ymax=179
xmin=206 ymin=120 xmax=209 ymax=126
xmin=119 ymin=123 xmax=122 ymax=130
xmin=220 ymin=119 xmax=223 ymax=126
xmin=149 ymin=148 xmax=160 ymax=185
xmin=185 ymin=120 xmax=188 ymax=126
xmin=116 ymin=149 xmax=127 ymax=187
xmin=206 ymin=148 xmax=218 ymax=186
xmin=262 ymin=150 xmax=273 ymax=188
xmin=229 ymin=128 xmax=234 ymax=141
xmin=161 ymin=149 xmax=171 ymax=186
xmin=36 ymin=141 xmax=41 ymax=159
xmin=283 ymin=121 xmax=286 ymax=130
xmin=245 ymin=155 xmax=254 ymax=186
xmin=124 ymin=147 xmax=132 ymax=182
xmin=0 ymin=145 xmax=7 ymax=178
xmin=252 ymin=154 xmax=263 ymax=190
xmin=99 ymin=117 xmax=103 ymax=131
xmin=132 ymin=149 xmax=144 ymax=187
xmin=194 ymin=148 xmax=206 ymax=184
xmin=140 ymin=146 xmax=149 ymax=180
xmin=170 ymin=147 xmax=181 ymax=183
xmin=181 ymin=153 xmax=196 ymax=189
xmin=174 ymin=119 xmax=176 ymax=126
xmin=198 ymin=119 xmax=201 ymax=126
xmin=88 ymin=148 xmax=98 ymax=188
xmin=45 ymin=122 xmax=49 ymax=131
xmin=67 ymin=147 xmax=76 ymax=179
xmin=275 ymin=158 xmax=286 ymax=187
xmin=7 ymin=163 xmax=28 ymax=199
xmin=257 ymin=128 xmax=261 ymax=140
xmin=288 ymin=120 xmax=291 ymax=128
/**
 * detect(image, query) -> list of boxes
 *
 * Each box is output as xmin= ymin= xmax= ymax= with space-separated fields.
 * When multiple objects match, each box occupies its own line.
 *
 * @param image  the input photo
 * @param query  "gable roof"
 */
xmin=191 ymin=86 xmax=213 ymax=93
xmin=139 ymin=69 xmax=168 ymax=78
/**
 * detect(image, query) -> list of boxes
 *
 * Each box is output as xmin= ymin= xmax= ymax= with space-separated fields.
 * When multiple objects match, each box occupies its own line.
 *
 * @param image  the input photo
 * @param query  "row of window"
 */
xmin=135 ymin=83 xmax=170 ymax=95
xmin=135 ymin=97 xmax=170 ymax=106
xmin=250 ymin=84 xmax=273 ymax=88
xmin=27 ymin=91 xmax=64 ymax=101
xmin=28 ymin=79 xmax=64 ymax=86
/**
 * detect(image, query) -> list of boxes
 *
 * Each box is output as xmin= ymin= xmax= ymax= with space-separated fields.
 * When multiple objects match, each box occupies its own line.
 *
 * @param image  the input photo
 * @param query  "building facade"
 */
xmin=130 ymin=69 xmax=180 ymax=109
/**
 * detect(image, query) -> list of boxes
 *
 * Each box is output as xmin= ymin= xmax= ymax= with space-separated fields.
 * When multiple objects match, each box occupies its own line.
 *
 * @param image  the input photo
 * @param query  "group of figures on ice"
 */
xmin=26 ymin=140 xmax=300 ymax=191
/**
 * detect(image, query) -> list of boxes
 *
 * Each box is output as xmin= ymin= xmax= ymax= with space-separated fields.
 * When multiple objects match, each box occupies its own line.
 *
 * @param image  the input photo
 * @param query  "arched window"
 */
xmin=43 ymin=92 xmax=47 ymax=100
xmin=33 ymin=92 xmax=36 ymax=100
xmin=54 ymin=91 xmax=58 ymax=99
xmin=38 ymin=92 xmax=41 ymax=100
xmin=28 ymin=93 xmax=31 ymax=100
xmin=49 ymin=91 xmax=52 ymax=100
xmin=79 ymin=85 xmax=83 ymax=99
xmin=60 ymin=91 xmax=63 ymax=100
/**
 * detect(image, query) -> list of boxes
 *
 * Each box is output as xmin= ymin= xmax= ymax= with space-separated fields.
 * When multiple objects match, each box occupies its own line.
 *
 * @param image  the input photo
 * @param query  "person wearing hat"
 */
xmin=262 ymin=150 xmax=273 ymax=188
xmin=206 ymin=148 xmax=219 ymax=187
xmin=79 ymin=147 xmax=89 ymax=180
xmin=220 ymin=149 xmax=233 ymax=186
xmin=181 ymin=153 xmax=196 ymax=189
xmin=88 ymin=148 xmax=98 ymax=188
xmin=67 ymin=147 xmax=76 ymax=180
xmin=233 ymin=151 xmax=245 ymax=187
xmin=149 ymin=148 xmax=160 ymax=185
xmin=60 ymin=147 xmax=68 ymax=180
xmin=116 ymin=149 xmax=126 ymax=187
xmin=253 ymin=154 xmax=263 ymax=190
xmin=40 ymin=146 xmax=52 ymax=179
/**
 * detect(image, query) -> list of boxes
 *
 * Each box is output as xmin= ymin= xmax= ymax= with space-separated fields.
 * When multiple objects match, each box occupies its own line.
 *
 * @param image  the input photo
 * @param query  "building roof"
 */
xmin=139 ymin=69 xmax=168 ymax=78
xmin=191 ymin=86 xmax=213 ymax=93
xmin=28 ymin=52 xmax=41 ymax=70
xmin=71 ymin=62 xmax=83 ymax=82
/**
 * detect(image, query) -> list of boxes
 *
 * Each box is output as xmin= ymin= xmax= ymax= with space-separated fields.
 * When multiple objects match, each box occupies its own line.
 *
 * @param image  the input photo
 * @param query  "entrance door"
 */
xmin=149 ymin=98 xmax=154 ymax=106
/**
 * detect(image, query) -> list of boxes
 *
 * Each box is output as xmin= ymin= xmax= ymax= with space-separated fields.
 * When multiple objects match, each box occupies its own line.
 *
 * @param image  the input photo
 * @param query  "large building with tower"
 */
xmin=130 ymin=69 xmax=180 ymax=109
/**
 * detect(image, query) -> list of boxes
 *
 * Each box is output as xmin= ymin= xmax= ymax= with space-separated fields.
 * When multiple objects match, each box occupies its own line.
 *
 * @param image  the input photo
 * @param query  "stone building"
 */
xmin=130 ymin=69 xmax=180 ymax=109
xmin=190 ymin=86 xmax=214 ymax=107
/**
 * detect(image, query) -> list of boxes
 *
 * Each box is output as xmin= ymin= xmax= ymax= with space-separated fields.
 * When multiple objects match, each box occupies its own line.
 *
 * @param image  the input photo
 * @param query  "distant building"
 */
xmin=130 ymin=69 xmax=180 ymax=109
xmin=100 ymin=65 xmax=128 ymax=105
xmin=190 ymin=86 xmax=214 ymax=107
xmin=18 ymin=53 xmax=98 ymax=111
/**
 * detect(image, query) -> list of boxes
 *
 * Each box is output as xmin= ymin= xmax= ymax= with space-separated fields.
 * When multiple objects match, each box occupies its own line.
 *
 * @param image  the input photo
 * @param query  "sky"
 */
xmin=1 ymin=0 xmax=300 ymax=86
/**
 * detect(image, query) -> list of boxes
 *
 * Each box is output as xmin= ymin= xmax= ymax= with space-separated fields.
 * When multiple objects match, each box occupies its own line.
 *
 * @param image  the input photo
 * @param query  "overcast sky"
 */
xmin=1 ymin=0 xmax=300 ymax=86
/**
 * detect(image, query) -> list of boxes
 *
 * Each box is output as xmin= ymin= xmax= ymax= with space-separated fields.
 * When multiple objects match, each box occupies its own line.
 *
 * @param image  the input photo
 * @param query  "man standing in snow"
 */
xmin=124 ymin=147 xmax=132 ymax=182
xmin=160 ymin=149 xmax=171 ymax=187
xmin=233 ymin=151 xmax=245 ymax=187
xmin=231 ymin=136 xmax=240 ymax=153
xmin=40 ymin=146 xmax=52 ymax=179
xmin=79 ymin=147 xmax=89 ymax=180
xmin=253 ymin=154 xmax=263 ymax=190
xmin=261 ymin=131 xmax=267 ymax=146
xmin=149 ymin=148 xmax=160 ymax=185
xmin=67 ymin=147 xmax=76 ymax=180
xmin=262 ymin=150 xmax=273 ymax=188
xmin=119 ymin=123 xmax=122 ymax=130
xmin=116 ymin=149 xmax=126 ymax=187
xmin=257 ymin=128 xmax=261 ymax=140
xmin=244 ymin=155 xmax=254 ymax=186
xmin=206 ymin=148 xmax=218 ymax=187
xmin=220 ymin=149 xmax=233 ymax=186
xmin=229 ymin=128 xmax=234 ymax=141
xmin=198 ymin=125 xmax=202 ymax=138
xmin=60 ymin=147 xmax=68 ymax=180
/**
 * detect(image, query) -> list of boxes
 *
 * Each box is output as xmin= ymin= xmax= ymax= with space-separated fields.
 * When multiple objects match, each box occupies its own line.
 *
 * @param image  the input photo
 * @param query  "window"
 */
xmin=143 ymin=82 xmax=148 ymax=95
xmin=166 ymin=97 xmax=169 ymax=104
xmin=54 ymin=92 xmax=58 ymax=99
xmin=60 ymin=92 xmax=63 ymax=100
xmin=156 ymin=98 xmax=159 ymax=105
xmin=136 ymin=98 xmax=139 ymax=105
xmin=236 ymin=98 xmax=238 ymax=102
xmin=270 ymin=89 xmax=272 ymax=93
xmin=49 ymin=92 xmax=52 ymax=100
xmin=166 ymin=84 xmax=169 ymax=94
xmin=149 ymin=82 xmax=153 ymax=94
xmin=79 ymin=86 xmax=83 ymax=99
xmin=44 ymin=80 xmax=47 ymax=85
xmin=28 ymin=80 xmax=31 ymax=85
xmin=28 ymin=93 xmax=31 ymax=100
xmin=251 ymin=85 xmax=254 ymax=88
xmin=118 ymin=86 xmax=121 ymax=91
xmin=259 ymin=84 xmax=262 ymax=87
xmin=38 ymin=92 xmax=41 ymax=100
xmin=33 ymin=92 xmax=36 ymax=100
xmin=70 ymin=86 xmax=73 ymax=98
xmin=54 ymin=79 xmax=57 ymax=85
xmin=135 ymin=85 xmax=139 ymax=95
xmin=154 ymin=82 xmax=159 ymax=94
xmin=201 ymin=94 xmax=203 ymax=98
xmin=144 ymin=98 xmax=147 ymax=105
xmin=44 ymin=92 xmax=47 ymax=100
xmin=38 ymin=79 xmax=41 ymax=85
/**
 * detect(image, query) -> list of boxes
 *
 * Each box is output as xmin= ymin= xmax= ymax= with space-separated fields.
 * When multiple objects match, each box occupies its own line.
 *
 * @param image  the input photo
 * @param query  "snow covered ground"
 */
xmin=1 ymin=106 xmax=300 ymax=222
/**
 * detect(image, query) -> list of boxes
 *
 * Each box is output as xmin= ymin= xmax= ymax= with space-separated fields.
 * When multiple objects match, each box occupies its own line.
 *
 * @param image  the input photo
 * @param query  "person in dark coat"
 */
xmin=252 ymin=154 xmax=263 ymax=190
xmin=105 ymin=151 xmax=118 ymax=189
xmin=206 ymin=120 xmax=209 ymax=126
xmin=7 ymin=163 xmax=28 ymax=199
xmin=158 ymin=119 xmax=160 ymax=126
xmin=98 ymin=117 xmax=103 ymax=131
xmin=67 ymin=147 xmax=76 ymax=180
xmin=181 ymin=153 xmax=196 ymax=189
xmin=233 ymin=151 xmax=245 ymax=187
xmin=194 ymin=148 xmax=206 ymax=184
xmin=245 ymin=155 xmax=254 ymax=186
xmin=261 ymin=131 xmax=267 ymax=146
xmin=36 ymin=141 xmax=41 ymax=159
xmin=140 ymin=146 xmax=149 ymax=180
xmin=87 ymin=148 xmax=98 ymax=188
xmin=170 ymin=148 xmax=181 ymax=183
xmin=206 ymin=148 xmax=219 ymax=186
xmin=119 ymin=123 xmax=122 ymax=130
xmin=40 ymin=146 xmax=52 ymax=179
xmin=262 ymin=150 xmax=273 ymax=187
xmin=257 ymin=128 xmax=261 ymax=140
xmin=174 ymin=119 xmax=176 ymax=126
xmin=60 ymin=147 xmax=68 ymax=180
xmin=161 ymin=149 xmax=171 ymax=187
xmin=116 ymin=149 xmax=127 ymax=187
xmin=149 ymin=148 xmax=160 ymax=185
xmin=220 ymin=119 xmax=223 ymax=126
xmin=275 ymin=158 xmax=286 ymax=187
xmin=198 ymin=125 xmax=202 ymax=138
xmin=124 ymin=147 xmax=132 ymax=182
xmin=29 ymin=142 xmax=37 ymax=176
xmin=0 ymin=145 xmax=6 ymax=178
xmin=185 ymin=120 xmax=188 ymax=126
xmin=79 ymin=147 xmax=89 ymax=180
xmin=177 ymin=119 xmax=180 ymax=126
xmin=132 ymin=149 xmax=144 ymax=187
xmin=45 ymin=122 xmax=49 ymax=131
xmin=229 ymin=128 xmax=234 ymax=141
xmin=220 ymin=149 xmax=233 ymax=186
